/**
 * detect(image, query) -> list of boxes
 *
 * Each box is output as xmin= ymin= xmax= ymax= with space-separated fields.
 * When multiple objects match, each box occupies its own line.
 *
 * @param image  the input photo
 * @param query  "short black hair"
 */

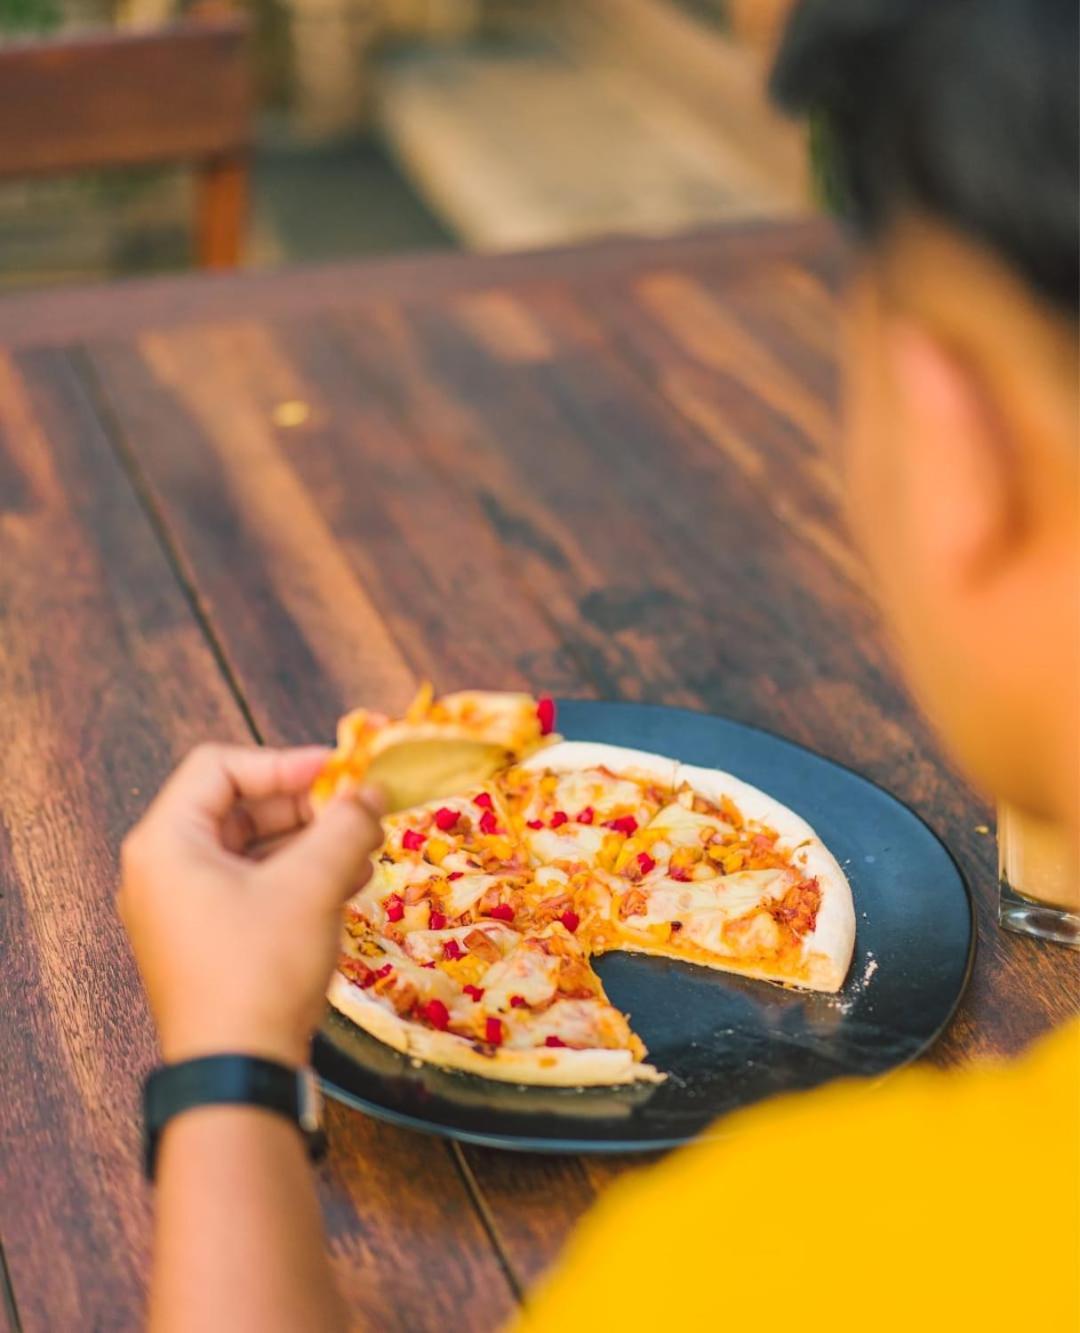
xmin=771 ymin=0 xmax=1079 ymax=319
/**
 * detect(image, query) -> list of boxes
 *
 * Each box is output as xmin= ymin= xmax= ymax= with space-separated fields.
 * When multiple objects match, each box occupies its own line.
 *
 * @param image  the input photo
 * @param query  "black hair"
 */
xmin=770 ymin=0 xmax=1079 ymax=319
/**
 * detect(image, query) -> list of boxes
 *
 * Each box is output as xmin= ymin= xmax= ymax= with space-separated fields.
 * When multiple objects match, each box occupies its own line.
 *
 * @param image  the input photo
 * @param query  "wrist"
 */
xmin=158 ymin=1023 xmax=311 ymax=1070
xmin=144 ymin=1054 xmax=326 ymax=1180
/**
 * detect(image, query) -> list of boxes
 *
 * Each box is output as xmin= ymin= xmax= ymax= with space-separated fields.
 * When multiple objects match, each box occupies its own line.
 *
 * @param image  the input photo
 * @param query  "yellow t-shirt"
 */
xmin=516 ymin=1020 xmax=1080 ymax=1332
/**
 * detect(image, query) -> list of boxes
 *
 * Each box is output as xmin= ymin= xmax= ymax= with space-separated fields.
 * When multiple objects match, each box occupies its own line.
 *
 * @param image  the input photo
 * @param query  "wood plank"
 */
xmin=452 ymin=1149 xmax=598 ymax=1292
xmin=0 ymin=19 xmax=251 ymax=179
xmin=0 ymin=218 xmax=839 ymax=348
xmin=0 ymin=346 xmax=514 ymax=1330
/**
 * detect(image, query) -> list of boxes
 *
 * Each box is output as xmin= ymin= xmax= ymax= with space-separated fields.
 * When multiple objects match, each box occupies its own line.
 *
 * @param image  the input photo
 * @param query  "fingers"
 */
xmin=266 ymin=788 xmax=385 ymax=909
xmin=156 ymin=744 xmax=332 ymax=828
xmin=220 ymin=791 xmax=316 ymax=854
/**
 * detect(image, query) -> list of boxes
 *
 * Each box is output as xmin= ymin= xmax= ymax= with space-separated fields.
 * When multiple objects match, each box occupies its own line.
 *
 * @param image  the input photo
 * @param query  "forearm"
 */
xmin=151 ymin=1106 xmax=345 ymax=1333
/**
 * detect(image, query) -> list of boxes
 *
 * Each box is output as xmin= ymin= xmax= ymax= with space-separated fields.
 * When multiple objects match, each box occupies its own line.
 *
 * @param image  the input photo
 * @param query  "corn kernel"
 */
xmin=426 ymin=838 xmax=450 ymax=866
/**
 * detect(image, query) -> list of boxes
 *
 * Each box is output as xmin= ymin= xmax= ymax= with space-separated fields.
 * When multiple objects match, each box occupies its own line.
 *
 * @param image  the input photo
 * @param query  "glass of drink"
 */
xmin=998 ymin=803 xmax=1080 ymax=947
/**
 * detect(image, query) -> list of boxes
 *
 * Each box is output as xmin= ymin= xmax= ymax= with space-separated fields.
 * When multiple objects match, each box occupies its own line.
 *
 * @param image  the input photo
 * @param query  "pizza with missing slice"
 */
xmin=317 ymin=688 xmax=856 ymax=1086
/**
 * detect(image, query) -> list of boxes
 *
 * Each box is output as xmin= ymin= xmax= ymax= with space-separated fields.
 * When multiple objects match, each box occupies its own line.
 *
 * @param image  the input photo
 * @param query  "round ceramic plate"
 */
xmin=314 ymin=701 xmax=974 ymax=1152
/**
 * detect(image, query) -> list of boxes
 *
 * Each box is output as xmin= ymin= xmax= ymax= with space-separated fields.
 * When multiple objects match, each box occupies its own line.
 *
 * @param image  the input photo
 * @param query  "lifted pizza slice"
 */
xmin=312 ymin=685 xmax=559 ymax=813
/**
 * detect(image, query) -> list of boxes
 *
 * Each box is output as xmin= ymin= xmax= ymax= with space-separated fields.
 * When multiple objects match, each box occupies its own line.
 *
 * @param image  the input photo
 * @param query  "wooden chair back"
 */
xmin=0 ymin=15 xmax=253 ymax=268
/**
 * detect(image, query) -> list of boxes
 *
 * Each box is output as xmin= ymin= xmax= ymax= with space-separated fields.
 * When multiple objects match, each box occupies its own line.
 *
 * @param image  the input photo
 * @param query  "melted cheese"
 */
xmin=480 ymin=939 xmax=562 ymax=1011
xmin=623 ymin=869 xmax=789 ymax=929
xmin=527 ymin=824 xmax=608 ymax=866
xmin=534 ymin=865 xmax=570 ymax=891
xmin=551 ymin=769 xmax=650 ymax=816
xmin=369 ymin=859 xmax=440 ymax=896
xmin=402 ymin=922 xmax=517 ymax=966
xmin=647 ymin=802 xmax=732 ymax=848
xmin=339 ymin=932 xmax=456 ymax=1002
xmin=443 ymin=873 xmax=500 ymax=916
xmin=506 ymin=998 xmax=632 ymax=1051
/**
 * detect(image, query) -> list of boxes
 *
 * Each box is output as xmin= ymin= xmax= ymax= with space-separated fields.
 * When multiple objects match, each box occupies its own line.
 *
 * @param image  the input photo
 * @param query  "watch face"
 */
xmin=297 ymin=1068 xmax=323 ymax=1135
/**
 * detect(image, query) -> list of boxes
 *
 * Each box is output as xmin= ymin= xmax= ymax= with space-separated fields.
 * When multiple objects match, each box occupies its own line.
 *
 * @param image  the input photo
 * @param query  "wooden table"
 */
xmin=2 ymin=220 xmax=1076 ymax=1332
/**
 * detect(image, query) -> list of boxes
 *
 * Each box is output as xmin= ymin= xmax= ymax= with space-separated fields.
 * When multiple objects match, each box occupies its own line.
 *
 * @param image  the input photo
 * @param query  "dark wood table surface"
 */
xmin=2 ymin=219 xmax=1077 ymax=1332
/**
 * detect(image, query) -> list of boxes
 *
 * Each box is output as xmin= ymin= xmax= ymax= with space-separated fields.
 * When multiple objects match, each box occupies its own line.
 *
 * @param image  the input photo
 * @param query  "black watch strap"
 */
xmin=143 ymin=1054 xmax=326 ymax=1181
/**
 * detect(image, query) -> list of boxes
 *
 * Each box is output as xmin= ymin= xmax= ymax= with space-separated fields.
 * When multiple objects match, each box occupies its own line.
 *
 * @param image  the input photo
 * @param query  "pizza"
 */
xmin=319 ymin=693 xmax=856 ymax=1086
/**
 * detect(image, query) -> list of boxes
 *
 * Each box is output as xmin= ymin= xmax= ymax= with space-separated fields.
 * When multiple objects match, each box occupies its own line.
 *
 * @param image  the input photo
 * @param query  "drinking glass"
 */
xmin=998 ymin=802 xmax=1080 ymax=947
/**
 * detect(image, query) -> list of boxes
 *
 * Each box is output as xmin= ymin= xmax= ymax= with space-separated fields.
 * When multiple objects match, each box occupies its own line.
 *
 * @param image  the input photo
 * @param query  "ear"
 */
xmin=882 ymin=320 xmax=1023 ymax=589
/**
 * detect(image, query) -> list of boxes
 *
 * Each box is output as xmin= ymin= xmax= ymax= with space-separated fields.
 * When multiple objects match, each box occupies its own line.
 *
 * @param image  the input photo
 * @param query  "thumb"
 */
xmin=267 ymin=789 xmax=385 ymax=909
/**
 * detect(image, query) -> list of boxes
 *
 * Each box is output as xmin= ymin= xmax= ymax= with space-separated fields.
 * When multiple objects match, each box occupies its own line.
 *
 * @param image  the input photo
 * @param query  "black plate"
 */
xmin=315 ymin=701 xmax=974 ymax=1152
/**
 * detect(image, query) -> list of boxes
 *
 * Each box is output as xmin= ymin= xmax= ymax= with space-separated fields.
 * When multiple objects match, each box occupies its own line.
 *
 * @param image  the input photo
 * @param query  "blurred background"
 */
xmin=0 ymin=0 xmax=809 ymax=290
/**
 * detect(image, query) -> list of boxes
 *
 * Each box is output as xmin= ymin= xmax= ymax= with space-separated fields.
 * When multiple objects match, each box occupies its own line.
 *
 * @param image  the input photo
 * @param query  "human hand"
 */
xmin=119 ymin=744 xmax=384 ymax=1068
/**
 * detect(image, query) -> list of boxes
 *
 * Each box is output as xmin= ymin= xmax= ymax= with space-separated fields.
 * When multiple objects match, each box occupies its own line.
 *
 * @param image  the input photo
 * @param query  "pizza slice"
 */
xmin=502 ymin=741 xmax=677 ymax=873
xmin=347 ymin=785 xmax=533 ymax=932
xmin=330 ymin=914 xmax=660 ymax=1086
xmin=312 ymin=684 xmax=559 ymax=813
xmin=606 ymin=763 xmax=855 ymax=991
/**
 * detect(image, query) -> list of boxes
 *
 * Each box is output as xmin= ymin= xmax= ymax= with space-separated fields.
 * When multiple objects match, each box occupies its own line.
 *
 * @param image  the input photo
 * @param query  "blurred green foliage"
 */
xmin=808 ymin=109 xmax=848 ymax=219
xmin=0 ymin=0 xmax=62 ymax=34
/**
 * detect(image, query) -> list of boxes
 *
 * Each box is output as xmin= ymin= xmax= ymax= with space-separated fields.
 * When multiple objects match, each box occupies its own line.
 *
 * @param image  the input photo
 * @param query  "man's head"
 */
xmin=772 ymin=0 xmax=1079 ymax=830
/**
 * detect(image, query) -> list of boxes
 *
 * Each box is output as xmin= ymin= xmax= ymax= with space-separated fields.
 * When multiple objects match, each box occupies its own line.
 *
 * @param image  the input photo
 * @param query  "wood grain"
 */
xmin=3 ymin=219 xmax=1076 ymax=1321
xmin=0 ymin=347 xmax=513 ymax=1330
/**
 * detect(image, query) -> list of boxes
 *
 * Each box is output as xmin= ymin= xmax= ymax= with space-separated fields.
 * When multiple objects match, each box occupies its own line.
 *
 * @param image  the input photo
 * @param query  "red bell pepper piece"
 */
xmin=422 ymin=999 xmax=450 ymax=1030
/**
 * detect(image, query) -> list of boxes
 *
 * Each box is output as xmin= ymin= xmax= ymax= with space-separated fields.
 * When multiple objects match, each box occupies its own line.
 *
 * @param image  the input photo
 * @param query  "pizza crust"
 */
xmin=327 ymin=974 xmax=662 ymax=1086
xmin=677 ymin=762 xmax=856 ymax=991
xmin=521 ymin=740 xmax=681 ymax=789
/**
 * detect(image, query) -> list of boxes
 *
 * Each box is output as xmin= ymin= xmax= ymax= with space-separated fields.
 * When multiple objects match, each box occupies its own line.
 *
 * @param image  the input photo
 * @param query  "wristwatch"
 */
xmin=142 ymin=1054 xmax=326 ymax=1180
